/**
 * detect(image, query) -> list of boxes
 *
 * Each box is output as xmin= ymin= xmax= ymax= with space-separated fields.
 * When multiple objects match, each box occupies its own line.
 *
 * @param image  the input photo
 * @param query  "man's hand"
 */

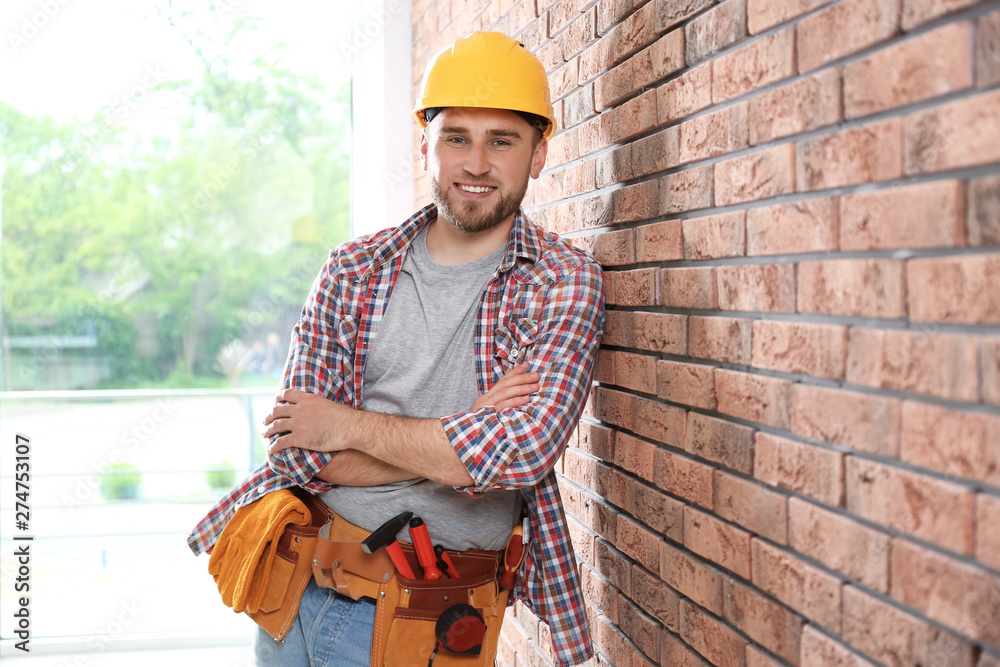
xmin=263 ymin=389 xmax=352 ymax=455
xmin=472 ymin=363 xmax=540 ymax=412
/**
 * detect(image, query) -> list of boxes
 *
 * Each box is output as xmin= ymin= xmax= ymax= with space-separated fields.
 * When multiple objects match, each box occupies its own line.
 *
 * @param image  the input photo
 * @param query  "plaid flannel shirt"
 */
xmin=187 ymin=203 xmax=604 ymax=666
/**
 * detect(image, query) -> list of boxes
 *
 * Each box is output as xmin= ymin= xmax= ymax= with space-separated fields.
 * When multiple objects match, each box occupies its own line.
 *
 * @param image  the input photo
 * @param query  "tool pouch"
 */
xmin=309 ymin=511 xmax=509 ymax=666
xmin=374 ymin=549 xmax=509 ymax=667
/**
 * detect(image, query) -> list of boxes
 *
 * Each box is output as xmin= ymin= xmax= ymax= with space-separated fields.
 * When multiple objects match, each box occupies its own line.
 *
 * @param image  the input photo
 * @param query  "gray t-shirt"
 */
xmin=320 ymin=226 xmax=519 ymax=551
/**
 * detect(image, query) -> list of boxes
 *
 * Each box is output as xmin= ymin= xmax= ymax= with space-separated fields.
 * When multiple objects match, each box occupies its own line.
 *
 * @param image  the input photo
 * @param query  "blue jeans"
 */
xmin=253 ymin=579 xmax=376 ymax=666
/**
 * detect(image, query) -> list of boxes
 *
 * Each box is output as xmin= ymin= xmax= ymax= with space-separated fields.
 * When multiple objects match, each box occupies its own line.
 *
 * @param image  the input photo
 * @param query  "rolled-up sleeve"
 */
xmin=443 ymin=261 xmax=604 ymax=493
xmin=266 ymin=251 xmax=352 ymax=492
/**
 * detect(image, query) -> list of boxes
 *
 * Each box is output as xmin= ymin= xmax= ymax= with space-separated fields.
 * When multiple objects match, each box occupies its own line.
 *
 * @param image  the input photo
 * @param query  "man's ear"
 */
xmin=529 ymin=137 xmax=548 ymax=179
xmin=419 ymin=131 xmax=429 ymax=171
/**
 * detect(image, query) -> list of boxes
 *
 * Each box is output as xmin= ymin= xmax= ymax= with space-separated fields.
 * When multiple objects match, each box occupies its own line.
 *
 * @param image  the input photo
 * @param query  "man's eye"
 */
xmin=446 ymin=136 xmax=467 ymax=144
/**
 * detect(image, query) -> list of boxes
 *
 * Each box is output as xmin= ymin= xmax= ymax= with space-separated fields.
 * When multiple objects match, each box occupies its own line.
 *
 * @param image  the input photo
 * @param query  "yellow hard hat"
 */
xmin=413 ymin=31 xmax=557 ymax=140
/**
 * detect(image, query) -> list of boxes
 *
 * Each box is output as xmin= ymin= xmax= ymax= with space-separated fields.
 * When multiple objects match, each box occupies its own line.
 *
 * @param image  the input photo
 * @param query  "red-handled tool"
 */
xmin=362 ymin=511 xmax=417 ymax=580
xmin=434 ymin=544 xmax=461 ymax=579
xmin=409 ymin=517 xmax=443 ymax=580
xmin=498 ymin=525 xmax=525 ymax=590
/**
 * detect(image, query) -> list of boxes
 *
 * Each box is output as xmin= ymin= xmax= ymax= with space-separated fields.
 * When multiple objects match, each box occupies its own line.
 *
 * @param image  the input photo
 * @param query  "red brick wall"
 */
xmin=409 ymin=0 xmax=1000 ymax=665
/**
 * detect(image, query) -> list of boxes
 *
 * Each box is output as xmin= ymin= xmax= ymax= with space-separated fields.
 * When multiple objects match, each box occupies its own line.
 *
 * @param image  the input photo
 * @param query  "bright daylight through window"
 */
xmin=0 ymin=0 xmax=353 ymax=654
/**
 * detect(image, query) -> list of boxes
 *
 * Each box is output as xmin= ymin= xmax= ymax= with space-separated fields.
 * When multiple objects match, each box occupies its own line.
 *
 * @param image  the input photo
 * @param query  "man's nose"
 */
xmin=463 ymin=143 xmax=490 ymax=176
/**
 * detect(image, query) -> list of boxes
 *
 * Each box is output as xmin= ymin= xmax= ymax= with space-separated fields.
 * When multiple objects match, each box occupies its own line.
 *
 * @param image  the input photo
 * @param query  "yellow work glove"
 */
xmin=208 ymin=490 xmax=310 ymax=614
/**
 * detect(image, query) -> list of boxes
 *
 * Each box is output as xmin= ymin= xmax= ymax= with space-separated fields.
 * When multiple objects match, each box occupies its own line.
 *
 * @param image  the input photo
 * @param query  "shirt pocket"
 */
xmin=493 ymin=317 xmax=538 ymax=371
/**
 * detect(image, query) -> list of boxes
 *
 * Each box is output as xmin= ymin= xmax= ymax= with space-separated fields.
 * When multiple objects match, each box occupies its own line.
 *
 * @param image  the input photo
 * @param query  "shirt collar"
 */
xmin=364 ymin=203 xmax=543 ymax=278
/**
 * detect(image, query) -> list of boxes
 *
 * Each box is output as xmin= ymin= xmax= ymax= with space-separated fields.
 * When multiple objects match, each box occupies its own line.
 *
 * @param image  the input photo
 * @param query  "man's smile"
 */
xmin=455 ymin=183 xmax=498 ymax=195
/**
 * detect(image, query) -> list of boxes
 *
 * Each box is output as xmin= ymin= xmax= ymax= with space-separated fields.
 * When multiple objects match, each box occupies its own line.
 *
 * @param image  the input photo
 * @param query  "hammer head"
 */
xmin=361 ymin=511 xmax=414 ymax=554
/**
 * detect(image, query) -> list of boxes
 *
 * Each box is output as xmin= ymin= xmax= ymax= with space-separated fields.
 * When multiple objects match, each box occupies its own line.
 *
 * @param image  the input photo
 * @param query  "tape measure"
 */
xmin=427 ymin=603 xmax=485 ymax=665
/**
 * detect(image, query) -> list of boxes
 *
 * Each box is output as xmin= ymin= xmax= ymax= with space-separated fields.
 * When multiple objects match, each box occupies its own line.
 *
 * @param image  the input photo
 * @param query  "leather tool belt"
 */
xmin=234 ymin=487 xmax=510 ymax=665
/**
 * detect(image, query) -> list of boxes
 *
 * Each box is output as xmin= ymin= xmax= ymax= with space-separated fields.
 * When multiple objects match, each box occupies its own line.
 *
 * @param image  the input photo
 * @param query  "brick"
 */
xmin=796 ymin=0 xmax=900 ymax=73
xmin=596 ymin=538 xmax=633 ymax=595
xmin=655 ymin=0 xmax=717 ymax=33
xmin=580 ymin=565 xmax=618 ymax=619
xmin=595 ymin=386 xmax=633 ymax=430
xmin=978 ymin=493 xmax=1000 ymax=572
xmin=655 ymin=447 xmax=715 ymax=509
xmin=576 ymin=488 xmax=619 ymax=542
xmin=746 ymin=197 xmax=837 ymax=256
xmin=568 ymin=513 xmax=599 ymax=566
xmin=847 ymin=456 xmax=976 ymax=554
xmin=713 ymin=27 xmax=795 ymax=102
xmin=752 ymin=539 xmax=842 ymax=631
xmin=635 ymin=311 xmax=688 ymax=354
xmin=616 ymin=514 xmax=662 ymax=573
xmin=613 ymin=179 xmax=660 ymax=223
xmin=846 ymin=328 xmax=978 ymax=401
xmin=715 ymin=369 xmax=793 ymax=429
xmin=749 ymin=68 xmax=841 ymax=145
xmin=790 ymin=384 xmax=900 ymax=457
xmin=632 ymin=480 xmax=685 ymax=541
xmin=751 ymin=320 xmax=848 ymax=379
xmin=683 ymin=211 xmax=746 ymax=259
xmin=607 ymin=1 xmax=656 ymax=64
xmin=801 ymin=624 xmax=878 ymax=667
xmin=648 ymin=29 xmax=686 ymax=81
xmin=901 ymin=0 xmax=981 ymax=30
xmin=598 ymin=460 xmax=634 ymax=510
xmin=612 ymin=88 xmax=658 ymax=142
xmin=747 ymin=0 xmax=827 ymax=34
xmin=662 ymin=541 xmax=725 ymax=615
xmin=715 ymin=472 xmax=788 ymax=544
xmin=578 ymin=111 xmax=613 ymax=156
xmin=688 ymin=316 xmax=752 ymax=364
xmin=633 ymin=566 xmax=681 ymax=631
xmin=606 ymin=268 xmax=657 ymax=306
xmin=549 ymin=0 xmax=587 ymax=35
xmin=579 ymin=421 xmax=615 ymax=461
xmin=593 ymin=228 xmax=634 ymax=266
xmin=595 ymin=348 xmax=615 ymax=384
xmin=844 ymin=22 xmax=974 ymax=120
xmin=685 ymin=412 xmax=755 ymax=475
xmin=715 ymin=143 xmax=796 ymax=206
xmin=789 ymin=497 xmax=890 ymax=592
xmin=679 ymin=601 xmax=748 ymax=667
xmin=658 ymin=64 xmax=714 ymax=125
xmin=550 ymin=57 xmax=581 ymax=100
xmin=563 ymin=82 xmax=596 ymax=128
xmin=907 ymin=254 xmax=1000 ymax=324
xmin=902 ymin=400 xmax=1000 ymax=488
xmin=969 ymin=174 xmax=1000 ymax=246
xmin=563 ymin=6 xmax=597 ymax=59
xmin=574 ymin=191 xmax=615 ymax=229
xmin=632 ymin=396 xmax=688 ymax=447
xmin=904 ymin=89 xmax=1000 ymax=174
xmin=611 ymin=350 xmax=657 ymax=393
xmin=596 ymin=0 xmax=631 ymax=35
xmin=797 ymin=119 xmax=903 ymax=191
xmin=635 ymin=219 xmax=684 ymax=262
xmin=842 ymin=585 xmax=977 ymax=667
xmin=746 ymin=646 xmax=785 ymax=667
xmin=679 ymin=103 xmax=750 ymax=167
xmin=797 ymin=258 xmax=904 ymax=318
xmin=593 ymin=612 xmax=636 ymax=667
xmin=657 ymin=359 xmax=717 ymax=410
xmin=754 ymin=432 xmax=845 ymax=507
xmin=614 ymin=431 xmax=656 ymax=481
xmin=596 ymin=145 xmax=633 ymax=188
xmin=660 ymin=267 xmax=717 ymax=309
xmin=840 ymin=180 xmax=966 ymax=250
xmin=983 ymin=337 xmax=1000 ymax=406
xmin=716 ymin=263 xmax=796 ymax=312
xmin=633 ymin=126 xmax=680 ymax=178
xmin=685 ymin=0 xmax=748 ymax=64
xmin=980 ymin=8 xmax=1000 ymax=88
xmin=891 ymin=538 xmax=1000 ymax=647
xmin=662 ymin=632 xmax=712 ymax=667
xmin=660 ymin=165 xmax=714 ymax=215
xmin=546 ymin=125 xmax=578 ymax=168
xmin=723 ymin=577 xmax=803 ymax=664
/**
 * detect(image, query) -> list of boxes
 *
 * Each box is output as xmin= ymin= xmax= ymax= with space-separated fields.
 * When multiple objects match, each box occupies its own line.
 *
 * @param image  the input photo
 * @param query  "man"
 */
xmin=188 ymin=31 xmax=604 ymax=666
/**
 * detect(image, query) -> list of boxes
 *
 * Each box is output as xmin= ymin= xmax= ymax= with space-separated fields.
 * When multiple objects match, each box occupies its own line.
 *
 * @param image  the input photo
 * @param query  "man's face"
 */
xmin=420 ymin=107 xmax=548 ymax=234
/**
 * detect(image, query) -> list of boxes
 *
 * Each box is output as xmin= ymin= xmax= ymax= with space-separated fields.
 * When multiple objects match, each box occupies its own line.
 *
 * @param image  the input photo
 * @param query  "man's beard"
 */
xmin=430 ymin=174 xmax=530 ymax=233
